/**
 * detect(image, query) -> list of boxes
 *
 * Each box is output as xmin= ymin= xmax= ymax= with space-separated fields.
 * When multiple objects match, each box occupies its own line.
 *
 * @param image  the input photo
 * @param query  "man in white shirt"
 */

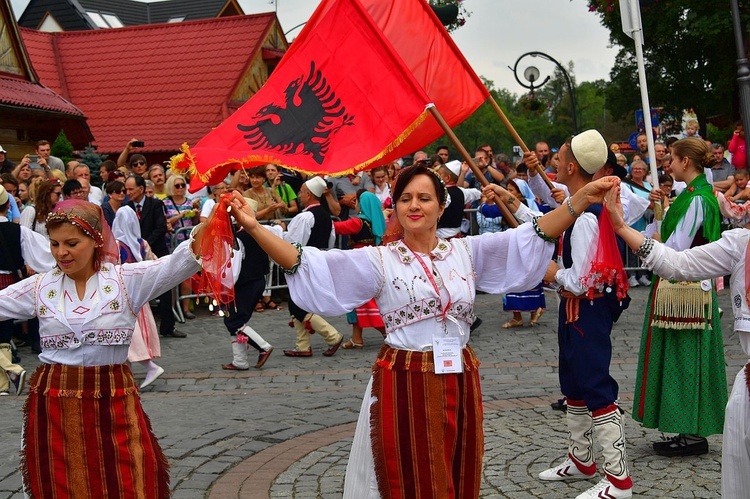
xmin=73 ymin=163 xmax=103 ymax=204
xmin=280 ymin=177 xmax=343 ymax=357
xmin=537 ymin=131 xmax=634 ymax=499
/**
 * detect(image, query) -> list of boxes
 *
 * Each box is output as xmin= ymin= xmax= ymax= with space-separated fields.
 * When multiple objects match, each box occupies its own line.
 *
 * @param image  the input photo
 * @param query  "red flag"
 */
xmin=316 ymin=0 xmax=491 ymax=162
xmin=171 ymin=0 xmax=433 ymax=191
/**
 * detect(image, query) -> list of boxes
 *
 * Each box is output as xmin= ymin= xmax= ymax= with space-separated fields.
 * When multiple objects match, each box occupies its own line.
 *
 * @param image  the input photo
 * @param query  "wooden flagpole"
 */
xmin=427 ymin=106 xmax=518 ymax=228
xmin=486 ymin=98 xmax=556 ymax=191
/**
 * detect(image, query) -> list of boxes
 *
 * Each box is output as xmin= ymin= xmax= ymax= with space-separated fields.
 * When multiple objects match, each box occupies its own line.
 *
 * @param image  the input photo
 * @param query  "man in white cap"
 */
xmin=0 ymin=185 xmax=55 ymax=395
xmin=280 ymin=176 xmax=344 ymax=357
xmin=537 ymin=130 xmax=633 ymax=499
xmin=436 ymin=160 xmax=481 ymax=240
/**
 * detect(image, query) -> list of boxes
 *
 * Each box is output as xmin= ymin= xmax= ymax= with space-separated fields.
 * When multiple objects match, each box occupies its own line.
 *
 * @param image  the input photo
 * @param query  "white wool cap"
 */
xmin=570 ymin=129 xmax=608 ymax=175
xmin=444 ymin=160 xmax=461 ymax=178
xmin=305 ymin=176 xmax=327 ymax=197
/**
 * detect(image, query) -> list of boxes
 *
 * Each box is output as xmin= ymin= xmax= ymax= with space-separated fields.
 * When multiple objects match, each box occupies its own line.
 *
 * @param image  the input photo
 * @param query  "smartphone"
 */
xmin=131 ymin=140 xmax=145 ymax=148
xmin=28 ymin=154 xmax=39 ymax=162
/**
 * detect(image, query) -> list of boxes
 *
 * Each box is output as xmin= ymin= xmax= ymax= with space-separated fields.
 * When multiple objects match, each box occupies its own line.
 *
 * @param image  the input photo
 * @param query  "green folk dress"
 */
xmin=634 ymin=175 xmax=727 ymax=436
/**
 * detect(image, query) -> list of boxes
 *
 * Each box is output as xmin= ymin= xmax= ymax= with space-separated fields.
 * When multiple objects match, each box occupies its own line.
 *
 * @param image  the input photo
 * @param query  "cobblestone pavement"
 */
xmin=0 ymin=285 xmax=745 ymax=498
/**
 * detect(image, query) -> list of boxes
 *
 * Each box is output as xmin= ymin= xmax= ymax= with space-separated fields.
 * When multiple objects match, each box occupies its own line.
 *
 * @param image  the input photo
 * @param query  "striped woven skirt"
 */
xmin=370 ymin=345 xmax=483 ymax=498
xmin=21 ymin=363 xmax=170 ymax=498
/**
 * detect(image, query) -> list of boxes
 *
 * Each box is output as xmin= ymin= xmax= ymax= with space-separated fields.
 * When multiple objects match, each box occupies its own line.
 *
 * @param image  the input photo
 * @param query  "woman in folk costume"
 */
xmin=113 ymin=205 xmax=165 ymax=389
xmin=634 ymin=137 xmax=727 ymax=456
xmin=223 ymin=166 xmax=618 ymax=498
xmin=333 ymin=190 xmax=388 ymax=349
xmin=606 ymin=183 xmax=750 ymax=497
xmin=0 ymin=199 xmax=206 ymax=498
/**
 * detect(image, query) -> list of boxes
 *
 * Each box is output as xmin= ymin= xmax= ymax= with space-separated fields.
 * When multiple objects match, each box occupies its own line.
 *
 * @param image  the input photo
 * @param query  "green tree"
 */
xmin=51 ymin=129 xmax=75 ymax=165
xmin=585 ymin=0 xmax=749 ymax=138
xmin=78 ymin=145 xmax=108 ymax=187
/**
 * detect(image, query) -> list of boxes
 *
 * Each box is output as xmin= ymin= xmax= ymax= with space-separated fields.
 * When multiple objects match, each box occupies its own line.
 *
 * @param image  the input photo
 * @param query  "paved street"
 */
xmin=0 ymin=285 xmax=745 ymax=498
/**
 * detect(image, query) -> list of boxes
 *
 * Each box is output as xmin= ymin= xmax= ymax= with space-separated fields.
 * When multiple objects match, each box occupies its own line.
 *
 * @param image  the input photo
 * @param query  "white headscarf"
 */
xmin=112 ymin=205 xmax=143 ymax=262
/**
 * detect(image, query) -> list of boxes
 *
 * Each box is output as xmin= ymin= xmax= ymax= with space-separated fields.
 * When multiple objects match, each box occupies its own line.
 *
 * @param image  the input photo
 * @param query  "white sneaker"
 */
xmin=575 ymin=478 xmax=632 ymax=499
xmin=538 ymin=458 xmax=596 ymax=481
xmin=638 ymin=275 xmax=652 ymax=287
xmin=627 ymin=276 xmax=639 ymax=288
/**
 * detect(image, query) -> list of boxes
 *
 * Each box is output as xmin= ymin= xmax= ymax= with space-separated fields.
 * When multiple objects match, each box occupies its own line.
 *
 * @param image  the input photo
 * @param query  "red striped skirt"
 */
xmin=371 ymin=345 xmax=483 ymax=499
xmin=22 ymin=363 xmax=170 ymax=498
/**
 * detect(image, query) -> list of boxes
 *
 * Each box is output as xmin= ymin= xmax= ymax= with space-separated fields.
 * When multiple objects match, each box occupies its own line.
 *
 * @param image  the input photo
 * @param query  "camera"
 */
xmin=131 ymin=140 xmax=145 ymax=148
xmin=28 ymin=154 xmax=39 ymax=162
xmin=326 ymin=181 xmax=333 ymax=189
xmin=512 ymin=146 xmax=522 ymax=155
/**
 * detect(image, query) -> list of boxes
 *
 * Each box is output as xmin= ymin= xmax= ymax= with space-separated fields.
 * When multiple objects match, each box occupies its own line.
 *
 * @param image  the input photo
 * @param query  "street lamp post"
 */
xmin=509 ymin=51 xmax=579 ymax=134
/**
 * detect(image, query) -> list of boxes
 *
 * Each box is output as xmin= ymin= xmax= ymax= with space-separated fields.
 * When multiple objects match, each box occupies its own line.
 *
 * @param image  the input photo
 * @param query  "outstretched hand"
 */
xmin=582 ymin=176 xmax=620 ymax=205
xmin=227 ymin=191 xmax=259 ymax=231
xmin=604 ymin=183 xmax=625 ymax=230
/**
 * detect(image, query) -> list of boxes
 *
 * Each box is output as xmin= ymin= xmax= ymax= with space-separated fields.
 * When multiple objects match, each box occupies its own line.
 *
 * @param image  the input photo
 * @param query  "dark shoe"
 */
xmin=162 ymin=329 xmax=187 ymax=338
xmin=256 ymin=347 xmax=273 ymax=368
xmin=11 ymin=370 xmax=26 ymax=396
xmin=284 ymin=348 xmax=313 ymax=357
xmin=323 ymin=336 xmax=344 ymax=357
xmin=183 ymin=312 xmax=196 ymax=320
xmin=654 ymin=434 xmax=708 ymax=457
xmin=222 ymin=363 xmax=249 ymax=371
xmin=551 ymin=398 xmax=567 ymax=412
xmin=261 ymin=298 xmax=283 ymax=310
xmin=470 ymin=317 xmax=483 ymax=332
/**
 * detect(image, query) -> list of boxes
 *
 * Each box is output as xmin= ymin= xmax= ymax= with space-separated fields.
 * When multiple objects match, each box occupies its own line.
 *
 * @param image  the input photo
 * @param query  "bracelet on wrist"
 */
xmin=566 ymin=197 xmax=580 ymax=218
xmin=634 ymin=237 xmax=655 ymax=259
xmin=532 ymin=216 xmax=556 ymax=243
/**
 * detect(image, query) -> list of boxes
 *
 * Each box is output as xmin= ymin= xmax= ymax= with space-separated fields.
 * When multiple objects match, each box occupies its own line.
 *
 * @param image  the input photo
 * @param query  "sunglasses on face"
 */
xmin=174 ymin=183 xmax=186 ymax=188
xmin=131 ymin=161 xmax=146 ymax=166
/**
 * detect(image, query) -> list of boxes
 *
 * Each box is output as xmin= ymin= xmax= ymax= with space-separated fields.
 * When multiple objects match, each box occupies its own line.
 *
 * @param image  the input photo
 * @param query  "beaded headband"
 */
xmin=46 ymin=209 xmax=104 ymax=248
xmin=397 ymin=164 xmax=449 ymax=206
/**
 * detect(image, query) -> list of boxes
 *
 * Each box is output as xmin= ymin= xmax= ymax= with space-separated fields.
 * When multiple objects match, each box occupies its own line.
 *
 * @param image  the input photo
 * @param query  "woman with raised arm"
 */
xmin=0 ymin=199 xmax=206 ymax=498
xmin=227 ymin=165 xmax=616 ymax=498
xmin=605 ymin=178 xmax=749 ymax=498
xmin=626 ymin=137 xmax=727 ymax=457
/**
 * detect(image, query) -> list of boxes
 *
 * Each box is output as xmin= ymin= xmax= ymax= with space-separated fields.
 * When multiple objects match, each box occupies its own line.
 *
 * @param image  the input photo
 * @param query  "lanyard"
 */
xmin=411 ymin=250 xmax=452 ymax=325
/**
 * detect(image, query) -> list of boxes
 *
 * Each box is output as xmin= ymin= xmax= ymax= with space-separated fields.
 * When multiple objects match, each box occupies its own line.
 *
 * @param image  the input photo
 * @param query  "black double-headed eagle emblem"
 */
xmin=237 ymin=61 xmax=355 ymax=164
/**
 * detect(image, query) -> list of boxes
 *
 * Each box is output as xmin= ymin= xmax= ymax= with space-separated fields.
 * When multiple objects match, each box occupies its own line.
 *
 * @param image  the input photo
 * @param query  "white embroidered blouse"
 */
xmin=0 ymin=239 xmax=201 ymax=366
xmin=287 ymin=223 xmax=554 ymax=351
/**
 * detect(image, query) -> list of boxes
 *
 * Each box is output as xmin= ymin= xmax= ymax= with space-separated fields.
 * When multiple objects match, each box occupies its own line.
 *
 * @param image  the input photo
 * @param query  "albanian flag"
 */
xmin=172 ymin=0 xmax=434 ymax=192
xmin=321 ymin=0 xmax=491 ymax=163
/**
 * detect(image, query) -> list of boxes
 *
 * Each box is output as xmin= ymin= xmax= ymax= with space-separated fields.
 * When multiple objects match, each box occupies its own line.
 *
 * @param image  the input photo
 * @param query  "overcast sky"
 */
xmin=11 ymin=0 xmax=618 ymax=96
xmin=240 ymin=0 xmax=619 ymax=95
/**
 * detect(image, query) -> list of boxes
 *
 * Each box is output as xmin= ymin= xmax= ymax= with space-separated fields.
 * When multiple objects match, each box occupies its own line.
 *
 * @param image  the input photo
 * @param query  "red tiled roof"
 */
xmin=21 ymin=13 xmax=278 ymax=153
xmin=0 ymin=75 xmax=84 ymax=116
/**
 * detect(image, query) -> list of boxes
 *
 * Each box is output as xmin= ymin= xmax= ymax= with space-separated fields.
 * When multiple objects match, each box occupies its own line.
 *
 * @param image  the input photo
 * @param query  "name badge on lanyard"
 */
xmin=411 ymin=250 xmax=464 ymax=375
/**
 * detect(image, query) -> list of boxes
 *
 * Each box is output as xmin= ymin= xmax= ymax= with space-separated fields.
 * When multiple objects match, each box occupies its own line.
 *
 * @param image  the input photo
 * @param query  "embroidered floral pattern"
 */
xmin=38 ymin=305 xmax=48 ymax=316
xmin=47 ymin=290 xmax=56 ymax=299
xmin=388 ymin=239 xmax=454 ymax=263
xmin=109 ymin=300 xmax=120 ymax=311
xmin=103 ymin=284 xmax=113 ymax=294
xmin=52 ymin=268 xmax=62 ymax=277
xmin=40 ymin=328 xmax=134 ymax=350
xmin=382 ymin=299 xmax=473 ymax=333
xmin=40 ymin=332 xmax=79 ymax=350
xmin=81 ymin=328 xmax=133 ymax=345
